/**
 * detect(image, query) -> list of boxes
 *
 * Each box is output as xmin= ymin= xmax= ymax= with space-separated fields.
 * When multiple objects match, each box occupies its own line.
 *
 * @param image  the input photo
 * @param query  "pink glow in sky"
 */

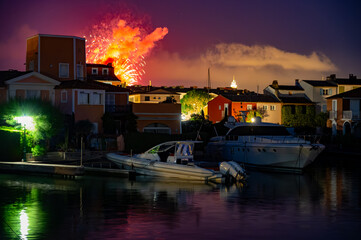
xmin=1 ymin=0 xmax=360 ymax=91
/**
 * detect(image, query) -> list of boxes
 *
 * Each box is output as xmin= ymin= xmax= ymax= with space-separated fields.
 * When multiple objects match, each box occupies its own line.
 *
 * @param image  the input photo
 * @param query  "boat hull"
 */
xmin=206 ymin=141 xmax=325 ymax=171
xmin=107 ymin=153 xmax=222 ymax=182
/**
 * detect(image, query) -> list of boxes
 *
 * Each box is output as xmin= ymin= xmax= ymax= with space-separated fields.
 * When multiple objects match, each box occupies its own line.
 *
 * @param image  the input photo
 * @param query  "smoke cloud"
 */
xmin=203 ymin=43 xmax=337 ymax=71
xmin=144 ymin=43 xmax=338 ymax=91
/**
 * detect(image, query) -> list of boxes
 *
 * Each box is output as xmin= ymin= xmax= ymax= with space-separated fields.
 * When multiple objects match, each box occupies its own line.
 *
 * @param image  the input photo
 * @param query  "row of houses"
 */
xmin=1 ymin=34 xmax=360 ymax=138
xmin=127 ymin=77 xmax=361 ymax=136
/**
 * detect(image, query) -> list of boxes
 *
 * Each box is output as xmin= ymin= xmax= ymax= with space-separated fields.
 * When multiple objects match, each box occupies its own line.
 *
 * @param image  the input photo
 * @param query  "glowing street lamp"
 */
xmin=14 ymin=116 xmax=34 ymax=162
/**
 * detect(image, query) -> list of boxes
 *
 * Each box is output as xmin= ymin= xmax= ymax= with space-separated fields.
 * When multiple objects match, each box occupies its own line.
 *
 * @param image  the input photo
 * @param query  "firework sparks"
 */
xmin=86 ymin=18 xmax=168 ymax=85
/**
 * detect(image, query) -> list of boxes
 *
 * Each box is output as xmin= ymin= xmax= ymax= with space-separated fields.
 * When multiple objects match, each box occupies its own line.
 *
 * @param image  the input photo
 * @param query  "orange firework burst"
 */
xmin=86 ymin=18 xmax=168 ymax=85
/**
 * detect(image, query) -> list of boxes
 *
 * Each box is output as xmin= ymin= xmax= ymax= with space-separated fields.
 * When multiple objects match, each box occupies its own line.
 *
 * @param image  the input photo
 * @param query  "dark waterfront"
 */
xmin=0 ymin=154 xmax=360 ymax=240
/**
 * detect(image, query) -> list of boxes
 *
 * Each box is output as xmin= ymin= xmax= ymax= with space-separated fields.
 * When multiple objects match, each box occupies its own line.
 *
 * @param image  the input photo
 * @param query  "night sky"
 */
xmin=1 ymin=0 xmax=360 ymax=91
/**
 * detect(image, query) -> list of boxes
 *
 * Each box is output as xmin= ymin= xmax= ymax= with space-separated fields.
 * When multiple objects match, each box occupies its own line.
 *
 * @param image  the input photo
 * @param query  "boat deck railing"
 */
xmin=225 ymin=135 xmax=322 ymax=144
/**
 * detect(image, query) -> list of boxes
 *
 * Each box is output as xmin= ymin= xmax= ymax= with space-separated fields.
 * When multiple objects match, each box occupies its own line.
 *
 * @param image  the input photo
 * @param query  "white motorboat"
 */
xmin=206 ymin=117 xmax=325 ymax=172
xmin=107 ymin=141 xmax=246 ymax=183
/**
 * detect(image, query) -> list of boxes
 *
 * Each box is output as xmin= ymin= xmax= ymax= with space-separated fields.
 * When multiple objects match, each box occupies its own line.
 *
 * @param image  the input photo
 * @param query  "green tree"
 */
xmin=314 ymin=112 xmax=329 ymax=128
xmin=281 ymin=105 xmax=316 ymax=127
xmin=181 ymin=90 xmax=212 ymax=118
xmin=0 ymin=98 xmax=64 ymax=156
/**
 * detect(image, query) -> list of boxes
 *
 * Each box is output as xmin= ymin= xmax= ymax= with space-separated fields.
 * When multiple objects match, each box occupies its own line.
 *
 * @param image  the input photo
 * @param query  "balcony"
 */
xmin=332 ymin=110 xmax=361 ymax=121
xmin=342 ymin=110 xmax=352 ymax=120
xmin=329 ymin=110 xmax=337 ymax=119
xmin=105 ymin=104 xmax=132 ymax=114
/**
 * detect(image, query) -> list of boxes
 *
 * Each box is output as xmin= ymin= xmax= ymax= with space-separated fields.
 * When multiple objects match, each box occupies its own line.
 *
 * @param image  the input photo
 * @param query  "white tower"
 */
xmin=231 ymin=75 xmax=237 ymax=89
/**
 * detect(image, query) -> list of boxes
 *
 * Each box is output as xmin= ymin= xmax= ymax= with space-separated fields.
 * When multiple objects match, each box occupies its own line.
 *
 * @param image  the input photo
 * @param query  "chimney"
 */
xmin=272 ymin=80 xmax=279 ymax=89
xmin=327 ymin=74 xmax=336 ymax=81
xmin=295 ymin=79 xmax=300 ymax=87
xmin=349 ymin=74 xmax=356 ymax=79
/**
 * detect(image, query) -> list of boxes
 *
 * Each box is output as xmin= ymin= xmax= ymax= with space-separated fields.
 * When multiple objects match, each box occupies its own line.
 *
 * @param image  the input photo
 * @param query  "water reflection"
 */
xmin=20 ymin=209 xmax=28 ymax=240
xmin=0 ymin=164 xmax=360 ymax=239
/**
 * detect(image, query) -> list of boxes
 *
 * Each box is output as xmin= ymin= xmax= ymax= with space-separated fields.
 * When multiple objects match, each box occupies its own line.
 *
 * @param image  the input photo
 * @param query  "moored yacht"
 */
xmin=206 ymin=117 xmax=325 ymax=172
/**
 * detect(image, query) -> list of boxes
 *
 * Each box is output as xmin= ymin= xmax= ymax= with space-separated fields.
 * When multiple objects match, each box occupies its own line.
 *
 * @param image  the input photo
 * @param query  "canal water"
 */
xmin=0 ymin=156 xmax=360 ymax=239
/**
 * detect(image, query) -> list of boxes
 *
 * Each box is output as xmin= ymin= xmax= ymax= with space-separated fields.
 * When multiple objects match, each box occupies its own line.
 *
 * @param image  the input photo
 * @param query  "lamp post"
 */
xmin=14 ymin=116 xmax=34 ymax=162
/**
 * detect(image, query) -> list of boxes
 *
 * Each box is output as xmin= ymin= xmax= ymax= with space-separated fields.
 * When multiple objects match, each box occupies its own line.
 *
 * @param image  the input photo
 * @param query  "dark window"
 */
xmin=145 ymin=96 xmax=150 ymax=101
xmin=302 ymin=106 xmax=306 ymax=114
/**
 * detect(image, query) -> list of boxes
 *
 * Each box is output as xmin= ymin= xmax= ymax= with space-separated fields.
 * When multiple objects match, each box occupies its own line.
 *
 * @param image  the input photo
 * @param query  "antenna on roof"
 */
xmin=208 ymin=67 xmax=211 ymax=98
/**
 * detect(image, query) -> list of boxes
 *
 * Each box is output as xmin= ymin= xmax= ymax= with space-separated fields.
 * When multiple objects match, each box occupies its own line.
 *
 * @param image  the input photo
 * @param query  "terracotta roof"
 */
xmin=55 ymin=80 xmax=130 ymax=92
xmin=131 ymin=88 xmax=180 ymax=95
xmin=222 ymin=93 xmax=280 ymax=103
xmin=86 ymin=63 xmax=113 ymax=68
xmin=87 ymin=75 xmax=121 ymax=82
xmin=326 ymin=87 xmax=361 ymax=99
xmin=302 ymin=80 xmax=336 ymax=87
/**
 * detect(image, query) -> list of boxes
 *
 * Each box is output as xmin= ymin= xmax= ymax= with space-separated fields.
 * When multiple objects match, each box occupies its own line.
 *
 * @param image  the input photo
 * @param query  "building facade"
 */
xmin=327 ymin=87 xmax=361 ymax=136
xmin=132 ymin=103 xmax=182 ymax=134
xmin=26 ymin=34 xmax=86 ymax=81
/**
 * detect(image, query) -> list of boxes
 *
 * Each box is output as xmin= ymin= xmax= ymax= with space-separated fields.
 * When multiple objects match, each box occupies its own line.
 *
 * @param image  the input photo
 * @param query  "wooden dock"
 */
xmin=0 ymin=161 xmax=134 ymax=178
xmin=0 ymin=162 xmax=84 ymax=177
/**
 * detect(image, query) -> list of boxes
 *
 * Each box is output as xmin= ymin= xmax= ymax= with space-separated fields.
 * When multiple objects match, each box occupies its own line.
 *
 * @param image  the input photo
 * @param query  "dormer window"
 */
xmin=102 ymin=68 xmax=109 ymax=75
xmin=92 ymin=68 xmax=98 ymax=75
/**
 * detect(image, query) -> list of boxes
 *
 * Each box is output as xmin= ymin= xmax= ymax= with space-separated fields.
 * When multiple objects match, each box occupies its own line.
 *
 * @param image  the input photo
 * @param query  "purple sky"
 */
xmin=1 ymin=0 xmax=360 ymax=91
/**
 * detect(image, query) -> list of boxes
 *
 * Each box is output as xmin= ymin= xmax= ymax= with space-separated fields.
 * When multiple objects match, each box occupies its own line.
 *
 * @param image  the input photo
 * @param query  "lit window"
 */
xmin=102 ymin=68 xmax=109 ymax=75
xmin=61 ymin=90 xmax=67 ymax=103
xmin=263 ymin=105 xmax=268 ymax=110
xmin=339 ymin=86 xmax=345 ymax=93
xmin=247 ymin=105 xmax=252 ymax=110
xmin=270 ymin=105 xmax=276 ymax=111
xmin=59 ymin=63 xmax=69 ymax=78
xmin=92 ymin=68 xmax=98 ymax=75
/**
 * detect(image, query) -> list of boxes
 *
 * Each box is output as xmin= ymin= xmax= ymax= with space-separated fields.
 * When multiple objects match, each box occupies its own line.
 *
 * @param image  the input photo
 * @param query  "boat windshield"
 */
xmin=148 ymin=143 xmax=176 ymax=154
xmin=227 ymin=125 xmax=291 ymax=136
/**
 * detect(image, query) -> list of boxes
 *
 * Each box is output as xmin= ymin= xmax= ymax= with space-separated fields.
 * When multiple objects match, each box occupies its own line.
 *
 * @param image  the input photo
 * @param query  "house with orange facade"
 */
xmin=207 ymin=94 xmax=281 ymax=124
xmin=26 ymin=34 xmax=86 ymax=81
